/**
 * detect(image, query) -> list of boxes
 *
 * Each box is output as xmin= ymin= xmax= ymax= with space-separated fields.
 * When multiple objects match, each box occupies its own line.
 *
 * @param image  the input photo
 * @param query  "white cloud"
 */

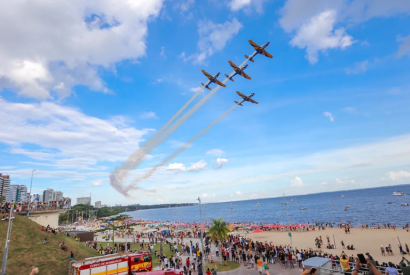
xmin=190 ymin=87 xmax=202 ymax=93
xmin=343 ymin=107 xmax=355 ymax=113
xmin=206 ymin=149 xmax=225 ymax=156
xmin=323 ymin=111 xmax=334 ymax=122
xmin=216 ymin=158 xmax=229 ymax=168
xmin=388 ymin=171 xmax=410 ymax=180
xmin=228 ymin=0 xmax=267 ymax=13
xmin=250 ymin=193 xmax=258 ymax=199
xmin=175 ymin=0 xmax=195 ymax=12
xmin=91 ymin=179 xmax=103 ymax=186
xmin=160 ymin=46 xmax=166 ymax=59
xmin=211 ymin=194 xmax=216 ymax=197
xmin=289 ymin=10 xmax=354 ymax=64
xmin=291 ymin=176 xmax=304 ymax=187
xmin=166 ymin=160 xmax=207 ymax=172
xmin=202 ymin=193 xmax=208 ymax=197
xmin=336 ymin=178 xmax=355 ymax=184
xmin=139 ymin=112 xmax=158 ymax=119
xmin=0 ymin=98 xmax=150 ymax=170
xmin=397 ymin=35 xmax=410 ymax=57
xmin=321 ymin=182 xmax=327 ymax=185
xmin=0 ymin=0 xmax=164 ymax=99
xmin=236 ymin=190 xmax=242 ymax=195
xmin=188 ymin=18 xmax=242 ymax=63
xmin=345 ymin=61 xmax=369 ymax=74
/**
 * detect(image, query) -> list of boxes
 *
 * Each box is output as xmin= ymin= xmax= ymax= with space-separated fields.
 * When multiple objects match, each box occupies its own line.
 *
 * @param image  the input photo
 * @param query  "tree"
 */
xmin=208 ymin=218 xmax=230 ymax=265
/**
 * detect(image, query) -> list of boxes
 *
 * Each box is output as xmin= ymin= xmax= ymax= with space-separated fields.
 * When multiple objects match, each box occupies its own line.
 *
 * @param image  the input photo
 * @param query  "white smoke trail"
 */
xmin=110 ymin=58 xmax=250 ymax=197
xmin=132 ymin=104 xmax=239 ymax=184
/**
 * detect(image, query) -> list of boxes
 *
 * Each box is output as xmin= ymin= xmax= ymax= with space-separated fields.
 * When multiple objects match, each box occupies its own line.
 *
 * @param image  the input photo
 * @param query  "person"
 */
xmin=352 ymin=257 xmax=382 ymax=275
xmin=301 ymin=267 xmax=318 ymax=275
xmin=70 ymin=251 xmax=74 ymax=261
xmin=43 ymin=237 xmax=48 ymax=244
xmin=257 ymin=257 xmax=263 ymax=274
xmin=264 ymin=261 xmax=270 ymax=275
xmin=288 ymin=253 xmax=294 ymax=269
xmin=399 ymin=257 xmax=410 ymax=275
xmin=211 ymin=264 xmax=217 ymax=275
xmin=297 ymin=251 xmax=303 ymax=268
xmin=381 ymin=246 xmax=386 ymax=256
xmin=340 ymin=252 xmax=350 ymax=272
xmin=385 ymin=262 xmax=399 ymax=275
xmin=341 ymin=241 xmax=345 ymax=249
xmin=206 ymin=268 xmax=211 ymax=275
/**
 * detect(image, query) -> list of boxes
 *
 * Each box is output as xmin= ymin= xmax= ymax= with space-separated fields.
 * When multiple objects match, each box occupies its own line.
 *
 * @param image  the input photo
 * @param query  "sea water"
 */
xmin=124 ymin=185 xmax=410 ymax=226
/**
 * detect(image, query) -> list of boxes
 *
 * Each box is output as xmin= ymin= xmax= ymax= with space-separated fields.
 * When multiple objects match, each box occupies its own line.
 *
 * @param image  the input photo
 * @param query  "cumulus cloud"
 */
xmin=185 ymin=18 xmax=242 ymax=63
xmin=323 ymin=111 xmax=334 ymax=122
xmin=0 ymin=98 xmax=150 ymax=170
xmin=216 ymin=158 xmax=229 ymax=168
xmin=291 ymin=176 xmax=304 ymax=187
xmin=228 ymin=0 xmax=267 ymax=13
xmin=91 ymin=180 xmax=103 ymax=186
xmin=206 ymin=149 xmax=225 ymax=156
xmin=236 ymin=190 xmax=242 ymax=195
xmin=166 ymin=160 xmax=207 ymax=172
xmin=289 ymin=10 xmax=354 ymax=64
xmin=139 ymin=112 xmax=158 ymax=119
xmin=0 ymin=0 xmax=164 ymax=99
xmin=388 ymin=171 xmax=410 ymax=180
xmin=345 ymin=60 xmax=369 ymax=74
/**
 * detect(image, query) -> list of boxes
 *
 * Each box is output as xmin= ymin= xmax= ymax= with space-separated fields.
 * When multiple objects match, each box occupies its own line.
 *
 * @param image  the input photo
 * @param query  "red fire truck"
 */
xmin=70 ymin=252 xmax=180 ymax=275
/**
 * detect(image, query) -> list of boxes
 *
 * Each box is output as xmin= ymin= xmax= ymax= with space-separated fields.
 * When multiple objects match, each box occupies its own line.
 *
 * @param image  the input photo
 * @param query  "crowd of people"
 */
xmin=0 ymin=199 xmax=71 ymax=214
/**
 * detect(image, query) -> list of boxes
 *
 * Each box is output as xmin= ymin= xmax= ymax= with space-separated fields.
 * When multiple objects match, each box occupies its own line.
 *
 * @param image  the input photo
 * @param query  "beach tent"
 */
xmin=303 ymin=257 xmax=332 ymax=275
xmin=100 ymin=225 xmax=106 ymax=228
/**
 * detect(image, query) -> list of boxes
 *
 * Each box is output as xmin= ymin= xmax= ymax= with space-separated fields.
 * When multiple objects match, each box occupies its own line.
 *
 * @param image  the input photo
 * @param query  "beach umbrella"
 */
xmin=252 ymin=229 xmax=263 ymax=233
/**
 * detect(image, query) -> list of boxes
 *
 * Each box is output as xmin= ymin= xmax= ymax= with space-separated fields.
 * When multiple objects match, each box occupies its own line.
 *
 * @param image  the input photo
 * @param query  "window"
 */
xmin=143 ymin=255 xmax=151 ymax=262
xmin=134 ymin=257 xmax=142 ymax=263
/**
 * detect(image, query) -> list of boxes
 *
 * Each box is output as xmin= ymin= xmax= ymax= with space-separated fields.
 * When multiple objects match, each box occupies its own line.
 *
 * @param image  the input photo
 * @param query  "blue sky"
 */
xmin=0 ymin=0 xmax=409 ymax=205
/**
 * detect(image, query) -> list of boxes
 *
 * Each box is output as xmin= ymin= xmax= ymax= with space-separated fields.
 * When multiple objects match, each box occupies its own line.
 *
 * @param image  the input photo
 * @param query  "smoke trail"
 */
xmin=110 ymin=58 xmax=250 ymax=197
xmin=132 ymin=104 xmax=238 ymax=183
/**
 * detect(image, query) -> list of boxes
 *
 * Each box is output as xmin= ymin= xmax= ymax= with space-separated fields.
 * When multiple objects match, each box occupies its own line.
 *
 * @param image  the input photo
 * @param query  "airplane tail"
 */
xmin=225 ymin=74 xmax=234 ymax=81
xmin=201 ymin=83 xmax=204 ymax=86
xmin=234 ymin=101 xmax=243 ymax=106
xmin=245 ymin=55 xmax=254 ymax=62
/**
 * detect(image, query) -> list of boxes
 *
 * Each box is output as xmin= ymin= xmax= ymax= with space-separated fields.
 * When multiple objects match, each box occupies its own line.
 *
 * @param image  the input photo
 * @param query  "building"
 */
xmin=42 ymin=188 xmax=64 ymax=202
xmin=77 ymin=197 xmax=91 ymax=205
xmin=0 ymin=173 xmax=11 ymax=202
xmin=95 ymin=201 xmax=102 ymax=208
xmin=31 ymin=193 xmax=40 ymax=202
xmin=8 ymin=185 xmax=28 ymax=203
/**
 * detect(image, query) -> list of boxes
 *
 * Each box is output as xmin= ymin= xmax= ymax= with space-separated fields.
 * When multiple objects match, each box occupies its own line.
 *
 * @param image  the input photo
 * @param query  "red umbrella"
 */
xmin=252 ymin=229 xmax=264 ymax=233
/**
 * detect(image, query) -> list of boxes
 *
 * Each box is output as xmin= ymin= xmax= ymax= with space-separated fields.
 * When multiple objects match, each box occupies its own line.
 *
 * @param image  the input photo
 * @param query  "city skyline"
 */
xmin=0 ymin=0 xmax=410 ymax=205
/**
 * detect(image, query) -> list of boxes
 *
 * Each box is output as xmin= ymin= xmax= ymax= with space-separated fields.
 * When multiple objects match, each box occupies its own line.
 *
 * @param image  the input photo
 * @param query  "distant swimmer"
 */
xmin=344 ymin=208 xmax=348 ymax=211
xmin=341 ymin=195 xmax=344 ymax=198
xmin=256 ymin=203 xmax=260 ymax=207
xmin=332 ymin=203 xmax=335 ymax=206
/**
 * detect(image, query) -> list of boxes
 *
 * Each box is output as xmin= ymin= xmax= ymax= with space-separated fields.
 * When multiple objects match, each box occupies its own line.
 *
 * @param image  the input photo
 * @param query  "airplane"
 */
xmin=244 ymin=39 xmax=273 ymax=62
xmin=224 ymin=61 xmax=251 ymax=81
xmin=234 ymin=91 xmax=258 ymax=106
xmin=201 ymin=70 xmax=226 ymax=90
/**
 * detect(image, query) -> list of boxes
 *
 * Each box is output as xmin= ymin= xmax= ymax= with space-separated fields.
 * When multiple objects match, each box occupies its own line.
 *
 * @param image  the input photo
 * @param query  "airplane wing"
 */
xmin=249 ymin=39 xmax=261 ymax=50
xmin=228 ymin=60 xmax=239 ymax=70
xmin=239 ymin=71 xmax=251 ymax=80
xmin=201 ymin=70 xmax=213 ymax=80
xmin=236 ymin=91 xmax=246 ymax=99
xmin=214 ymin=79 xmax=226 ymax=87
xmin=249 ymin=98 xmax=258 ymax=104
xmin=261 ymin=49 xmax=273 ymax=58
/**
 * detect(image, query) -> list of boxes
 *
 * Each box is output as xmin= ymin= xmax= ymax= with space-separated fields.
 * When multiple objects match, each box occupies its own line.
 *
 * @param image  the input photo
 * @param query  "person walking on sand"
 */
xmin=257 ymin=257 xmax=263 ymax=274
xmin=264 ymin=261 xmax=270 ymax=275
xmin=389 ymin=244 xmax=394 ymax=256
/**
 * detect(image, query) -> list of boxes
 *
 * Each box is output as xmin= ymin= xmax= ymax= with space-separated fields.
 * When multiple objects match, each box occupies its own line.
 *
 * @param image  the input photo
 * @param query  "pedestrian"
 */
xmin=70 ymin=251 xmax=74 ymax=261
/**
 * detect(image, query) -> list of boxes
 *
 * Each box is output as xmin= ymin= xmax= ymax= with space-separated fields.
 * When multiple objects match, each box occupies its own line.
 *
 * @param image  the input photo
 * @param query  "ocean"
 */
xmin=124 ymin=185 xmax=410 ymax=226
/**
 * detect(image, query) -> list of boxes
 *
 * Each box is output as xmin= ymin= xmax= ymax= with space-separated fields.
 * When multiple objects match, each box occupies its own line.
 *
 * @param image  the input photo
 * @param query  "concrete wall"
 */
xmin=27 ymin=211 xmax=60 ymax=228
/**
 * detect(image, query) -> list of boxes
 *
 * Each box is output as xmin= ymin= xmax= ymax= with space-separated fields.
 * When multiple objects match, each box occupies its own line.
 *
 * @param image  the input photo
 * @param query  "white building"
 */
xmin=77 ymin=197 xmax=91 ymax=205
xmin=95 ymin=201 xmax=102 ymax=208
xmin=0 ymin=173 xmax=11 ymax=201
xmin=42 ymin=188 xmax=64 ymax=202
xmin=8 ymin=185 xmax=28 ymax=203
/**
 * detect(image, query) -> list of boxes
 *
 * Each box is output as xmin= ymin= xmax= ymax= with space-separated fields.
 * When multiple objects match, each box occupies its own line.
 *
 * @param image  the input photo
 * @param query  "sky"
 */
xmin=0 ymin=0 xmax=410 ymax=205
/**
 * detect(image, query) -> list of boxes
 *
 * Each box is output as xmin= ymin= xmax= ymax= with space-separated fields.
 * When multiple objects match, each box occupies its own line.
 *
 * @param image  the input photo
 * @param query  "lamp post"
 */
xmin=197 ymin=197 xmax=205 ymax=275
xmin=27 ymin=169 xmax=36 ymax=217
xmin=280 ymin=193 xmax=293 ymax=248
xmin=1 ymin=203 xmax=14 ymax=274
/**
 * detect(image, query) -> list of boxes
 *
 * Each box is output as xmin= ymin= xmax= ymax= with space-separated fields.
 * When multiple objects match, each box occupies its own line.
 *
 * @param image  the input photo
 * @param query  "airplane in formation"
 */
xmin=234 ymin=91 xmax=258 ymax=106
xmin=201 ymin=70 xmax=226 ymax=90
xmin=225 ymin=61 xmax=251 ymax=81
xmin=244 ymin=39 xmax=273 ymax=62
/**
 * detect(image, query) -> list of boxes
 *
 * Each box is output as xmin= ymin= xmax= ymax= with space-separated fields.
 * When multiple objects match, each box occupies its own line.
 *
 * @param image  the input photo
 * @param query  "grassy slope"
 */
xmin=0 ymin=215 xmax=99 ymax=275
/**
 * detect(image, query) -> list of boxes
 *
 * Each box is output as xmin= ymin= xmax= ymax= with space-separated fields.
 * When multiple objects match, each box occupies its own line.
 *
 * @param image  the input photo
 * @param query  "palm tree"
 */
xmin=208 ymin=218 xmax=230 ymax=265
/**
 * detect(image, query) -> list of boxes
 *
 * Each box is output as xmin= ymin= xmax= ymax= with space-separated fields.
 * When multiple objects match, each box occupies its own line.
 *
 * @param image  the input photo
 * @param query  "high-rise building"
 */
xmin=0 ymin=173 xmax=11 ymax=201
xmin=8 ymin=185 xmax=28 ymax=203
xmin=77 ymin=197 xmax=91 ymax=205
xmin=95 ymin=201 xmax=102 ymax=208
xmin=42 ymin=188 xmax=64 ymax=202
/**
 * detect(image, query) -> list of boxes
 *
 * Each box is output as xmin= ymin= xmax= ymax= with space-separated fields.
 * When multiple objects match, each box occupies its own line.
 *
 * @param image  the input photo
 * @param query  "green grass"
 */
xmin=0 ymin=215 xmax=99 ymax=275
xmin=205 ymin=261 xmax=240 ymax=272
xmin=96 ymin=241 xmax=184 ymax=267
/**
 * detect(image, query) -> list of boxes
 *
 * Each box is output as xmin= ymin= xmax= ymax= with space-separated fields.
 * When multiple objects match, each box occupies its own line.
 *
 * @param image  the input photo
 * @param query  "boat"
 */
xmin=256 ymin=203 xmax=260 ymax=207
xmin=387 ymin=202 xmax=393 ymax=204
xmin=300 ymin=207 xmax=307 ymax=210
xmin=393 ymin=192 xmax=405 ymax=196
xmin=345 ymin=204 xmax=350 ymax=208
xmin=401 ymin=203 xmax=409 ymax=206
